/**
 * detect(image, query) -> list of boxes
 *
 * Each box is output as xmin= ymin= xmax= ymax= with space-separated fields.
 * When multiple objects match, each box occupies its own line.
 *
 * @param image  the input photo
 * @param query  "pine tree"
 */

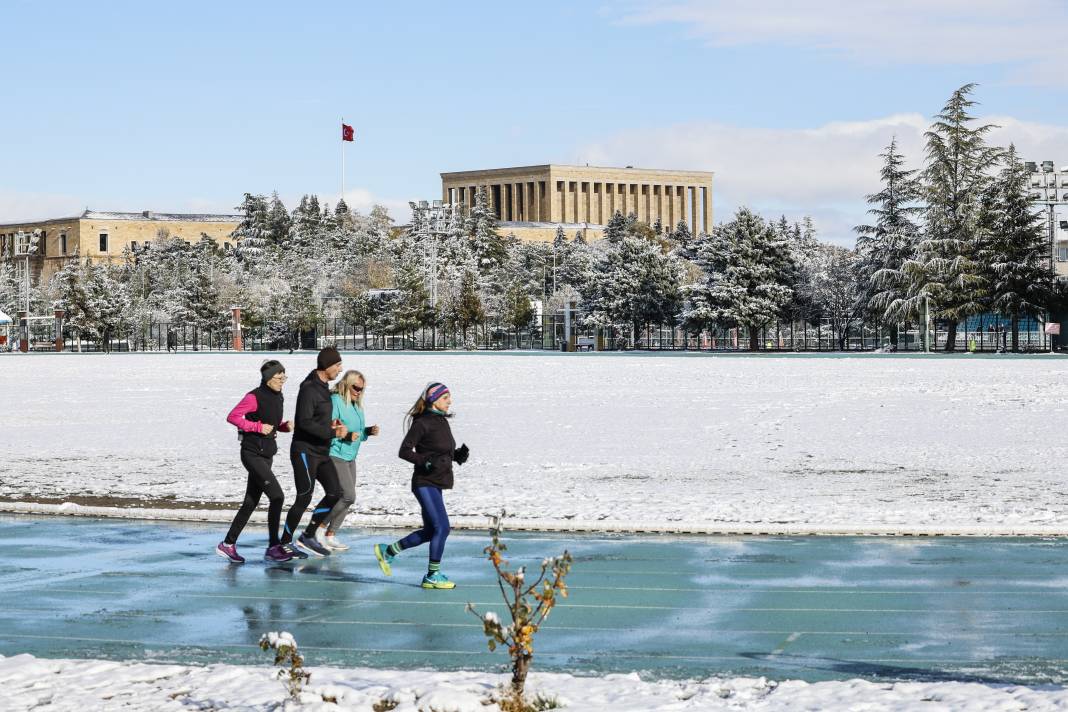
xmin=977 ymin=144 xmax=1055 ymax=351
xmin=582 ymin=214 xmax=682 ymax=344
xmin=266 ymin=192 xmax=291 ymax=247
xmin=683 ymin=207 xmax=795 ymax=350
xmin=467 ymin=188 xmax=507 ymax=273
xmin=916 ymin=83 xmax=1002 ymax=350
xmin=853 ymin=137 xmax=923 ymax=341
xmin=232 ymin=193 xmax=271 ymax=266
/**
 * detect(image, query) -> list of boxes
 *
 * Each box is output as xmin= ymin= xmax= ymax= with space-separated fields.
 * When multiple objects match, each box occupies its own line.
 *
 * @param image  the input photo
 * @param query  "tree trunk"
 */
xmin=511 ymin=654 xmax=531 ymax=698
xmin=943 ymin=321 xmax=957 ymax=352
xmin=749 ymin=325 xmax=760 ymax=351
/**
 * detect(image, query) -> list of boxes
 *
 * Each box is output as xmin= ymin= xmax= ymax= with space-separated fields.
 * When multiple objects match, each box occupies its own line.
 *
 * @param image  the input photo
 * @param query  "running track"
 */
xmin=3 ymin=514 xmax=1067 ymax=684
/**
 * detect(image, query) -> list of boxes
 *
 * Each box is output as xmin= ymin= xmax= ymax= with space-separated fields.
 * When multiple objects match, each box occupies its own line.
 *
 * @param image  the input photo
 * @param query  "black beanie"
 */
xmin=260 ymin=360 xmax=285 ymax=383
xmin=317 ymin=346 xmax=341 ymax=370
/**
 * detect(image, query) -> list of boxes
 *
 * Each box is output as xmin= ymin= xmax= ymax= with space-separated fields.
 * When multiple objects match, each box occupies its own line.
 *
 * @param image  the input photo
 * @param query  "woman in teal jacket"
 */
xmin=320 ymin=369 xmax=378 ymax=551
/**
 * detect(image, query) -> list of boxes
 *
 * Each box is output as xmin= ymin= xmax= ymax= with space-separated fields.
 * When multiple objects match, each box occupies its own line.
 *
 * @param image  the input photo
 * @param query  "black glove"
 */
xmin=453 ymin=443 xmax=469 ymax=465
xmin=363 ymin=426 xmax=375 ymax=437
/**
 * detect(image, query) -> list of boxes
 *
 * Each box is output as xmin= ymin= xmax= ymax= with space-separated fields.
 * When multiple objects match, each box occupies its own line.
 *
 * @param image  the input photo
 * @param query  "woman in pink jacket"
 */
xmin=218 ymin=360 xmax=295 ymax=563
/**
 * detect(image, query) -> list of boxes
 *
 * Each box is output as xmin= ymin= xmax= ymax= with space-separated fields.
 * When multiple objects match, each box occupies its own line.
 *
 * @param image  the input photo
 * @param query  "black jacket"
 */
xmin=291 ymin=370 xmax=335 ymax=456
xmin=399 ymin=411 xmax=457 ymax=490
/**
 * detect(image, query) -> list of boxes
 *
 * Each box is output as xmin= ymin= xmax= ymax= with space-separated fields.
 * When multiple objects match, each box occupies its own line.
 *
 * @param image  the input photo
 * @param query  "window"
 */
xmin=99 ymin=233 xmax=108 ymax=252
xmin=223 ymin=242 xmax=232 ymax=251
xmin=1057 ymin=246 xmax=1068 ymax=262
xmin=130 ymin=241 xmax=138 ymax=251
xmin=59 ymin=233 xmax=67 ymax=255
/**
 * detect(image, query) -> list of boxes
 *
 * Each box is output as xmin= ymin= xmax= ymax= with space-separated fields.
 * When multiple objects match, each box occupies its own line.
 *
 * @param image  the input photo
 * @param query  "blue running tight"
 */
xmin=396 ymin=486 xmax=450 ymax=562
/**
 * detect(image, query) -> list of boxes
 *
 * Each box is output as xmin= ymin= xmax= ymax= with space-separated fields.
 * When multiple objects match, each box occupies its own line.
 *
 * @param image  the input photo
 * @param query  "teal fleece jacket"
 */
xmin=329 ymin=393 xmax=366 ymax=461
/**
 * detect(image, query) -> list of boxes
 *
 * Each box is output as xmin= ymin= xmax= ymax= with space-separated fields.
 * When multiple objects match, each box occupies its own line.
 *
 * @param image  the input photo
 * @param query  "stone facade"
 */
xmin=0 ymin=210 xmax=241 ymax=285
xmin=441 ymin=165 xmax=713 ymax=242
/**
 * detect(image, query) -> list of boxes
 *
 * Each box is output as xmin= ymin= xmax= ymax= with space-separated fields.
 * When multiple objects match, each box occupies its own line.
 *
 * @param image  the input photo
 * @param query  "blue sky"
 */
xmin=3 ymin=0 xmax=1067 ymax=244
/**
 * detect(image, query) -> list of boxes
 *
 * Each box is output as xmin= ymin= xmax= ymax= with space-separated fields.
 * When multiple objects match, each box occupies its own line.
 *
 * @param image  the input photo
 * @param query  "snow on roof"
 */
xmin=82 ymin=210 xmax=242 ymax=222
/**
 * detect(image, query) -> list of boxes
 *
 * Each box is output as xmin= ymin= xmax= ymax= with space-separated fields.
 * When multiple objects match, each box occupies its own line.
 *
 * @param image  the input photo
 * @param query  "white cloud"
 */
xmin=578 ymin=113 xmax=1068 ymax=245
xmin=618 ymin=0 xmax=1068 ymax=82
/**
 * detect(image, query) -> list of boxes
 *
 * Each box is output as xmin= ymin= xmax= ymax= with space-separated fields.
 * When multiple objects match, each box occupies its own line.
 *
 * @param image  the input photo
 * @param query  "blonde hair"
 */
xmin=332 ymin=370 xmax=366 ymax=408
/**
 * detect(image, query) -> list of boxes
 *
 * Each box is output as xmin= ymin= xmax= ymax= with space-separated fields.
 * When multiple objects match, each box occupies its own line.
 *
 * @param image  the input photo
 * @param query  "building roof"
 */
xmin=441 ymin=164 xmax=714 ymax=180
xmin=81 ymin=210 xmax=243 ymax=222
xmin=0 ymin=209 xmax=243 ymax=228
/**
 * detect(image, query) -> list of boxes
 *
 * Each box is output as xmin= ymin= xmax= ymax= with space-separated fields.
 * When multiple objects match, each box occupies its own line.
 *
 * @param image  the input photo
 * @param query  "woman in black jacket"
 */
xmin=374 ymin=382 xmax=468 ymax=589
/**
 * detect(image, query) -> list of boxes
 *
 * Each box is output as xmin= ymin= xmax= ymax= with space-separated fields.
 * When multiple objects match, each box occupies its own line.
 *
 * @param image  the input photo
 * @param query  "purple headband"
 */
xmin=425 ymin=383 xmax=449 ymax=405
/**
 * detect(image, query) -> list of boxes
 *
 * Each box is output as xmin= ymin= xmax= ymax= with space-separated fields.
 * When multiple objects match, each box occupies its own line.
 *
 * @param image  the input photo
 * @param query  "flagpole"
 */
xmin=341 ymin=116 xmax=346 ymax=202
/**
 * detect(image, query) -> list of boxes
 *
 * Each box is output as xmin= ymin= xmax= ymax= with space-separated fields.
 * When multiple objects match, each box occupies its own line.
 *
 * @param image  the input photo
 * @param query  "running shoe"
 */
xmin=297 ymin=532 xmax=331 ymax=557
xmin=374 ymin=543 xmax=394 ymax=576
xmin=421 ymin=571 xmax=456 ymax=589
xmin=323 ymin=534 xmax=349 ymax=551
xmin=216 ymin=542 xmax=245 ymax=564
xmin=280 ymin=542 xmax=308 ymax=560
xmin=264 ymin=544 xmax=294 ymax=562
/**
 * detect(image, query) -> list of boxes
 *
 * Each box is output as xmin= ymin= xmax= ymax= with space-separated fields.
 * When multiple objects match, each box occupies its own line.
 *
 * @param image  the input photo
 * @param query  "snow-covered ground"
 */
xmin=3 ymin=352 xmax=1068 ymax=534
xmin=6 ymin=653 xmax=1068 ymax=711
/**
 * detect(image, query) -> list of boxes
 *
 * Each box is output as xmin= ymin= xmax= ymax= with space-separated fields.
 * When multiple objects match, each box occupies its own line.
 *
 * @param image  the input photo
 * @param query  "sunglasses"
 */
xmin=350 ymin=385 xmax=364 ymax=392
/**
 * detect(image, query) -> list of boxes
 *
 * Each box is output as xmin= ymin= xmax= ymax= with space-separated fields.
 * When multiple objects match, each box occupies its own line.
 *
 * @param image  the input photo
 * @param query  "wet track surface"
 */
xmin=3 ymin=514 xmax=1068 ymax=683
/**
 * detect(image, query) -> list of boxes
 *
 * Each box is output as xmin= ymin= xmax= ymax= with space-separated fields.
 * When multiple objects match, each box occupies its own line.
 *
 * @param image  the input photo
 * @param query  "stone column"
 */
xmin=534 ymin=181 xmax=542 ymax=221
xmin=583 ymin=182 xmax=591 ymax=223
xmin=53 ymin=308 xmax=64 ymax=352
xmin=442 ymin=184 xmax=449 ymax=203
xmin=525 ymin=182 xmax=534 ymax=222
xmin=690 ymin=186 xmax=698 ymax=234
xmin=656 ymin=185 xmax=664 ymax=228
xmin=702 ymin=186 xmax=711 ymax=234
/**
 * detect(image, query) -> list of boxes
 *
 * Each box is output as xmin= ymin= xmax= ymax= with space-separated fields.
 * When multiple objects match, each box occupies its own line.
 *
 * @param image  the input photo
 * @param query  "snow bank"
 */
xmin=4 ymin=654 xmax=1068 ymax=711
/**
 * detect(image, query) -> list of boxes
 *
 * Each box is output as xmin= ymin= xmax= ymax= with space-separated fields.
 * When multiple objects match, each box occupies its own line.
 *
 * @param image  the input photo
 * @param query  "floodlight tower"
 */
xmin=408 ymin=199 xmax=461 ymax=308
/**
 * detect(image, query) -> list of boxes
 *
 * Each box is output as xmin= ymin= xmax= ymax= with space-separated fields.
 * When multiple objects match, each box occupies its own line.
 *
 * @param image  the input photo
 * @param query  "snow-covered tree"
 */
xmin=854 ymin=137 xmax=923 ymax=340
xmin=914 ymin=83 xmax=1002 ymax=350
xmin=977 ymin=144 xmax=1055 ymax=351
xmin=582 ymin=213 xmax=683 ymax=344
xmin=467 ymin=187 xmax=507 ymax=273
xmin=683 ymin=207 xmax=794 ymax=350
xmin=232 ymin=193 xmax=271 ymax=266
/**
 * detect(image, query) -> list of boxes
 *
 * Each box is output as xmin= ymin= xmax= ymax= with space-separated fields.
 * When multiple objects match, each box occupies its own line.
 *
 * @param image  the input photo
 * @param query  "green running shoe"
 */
xmin=374 ymin=543 xmax=394 ymax=576
xmin=421 ymin=571 xmax=456 ymax=589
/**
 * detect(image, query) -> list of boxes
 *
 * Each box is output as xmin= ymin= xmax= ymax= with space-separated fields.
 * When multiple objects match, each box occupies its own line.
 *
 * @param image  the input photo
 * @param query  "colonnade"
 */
xmin=444 ymin=179 xmax=712 ymax=235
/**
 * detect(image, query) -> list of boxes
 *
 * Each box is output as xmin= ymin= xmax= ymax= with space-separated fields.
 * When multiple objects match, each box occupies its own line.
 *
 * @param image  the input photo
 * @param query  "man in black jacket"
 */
xmin=280 ymin=346 xmax=346 ymax=557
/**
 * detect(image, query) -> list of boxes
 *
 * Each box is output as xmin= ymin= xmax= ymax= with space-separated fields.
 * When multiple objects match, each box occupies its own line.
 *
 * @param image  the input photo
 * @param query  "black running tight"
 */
xmin=282 ymin=449 xmax=342 ymax=542
xmin=225 ymin=450 xmax=285 ymax=546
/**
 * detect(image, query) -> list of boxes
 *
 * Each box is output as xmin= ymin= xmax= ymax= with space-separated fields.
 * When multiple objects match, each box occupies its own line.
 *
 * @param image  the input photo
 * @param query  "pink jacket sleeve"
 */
xmin=227 ymin=393 xmax=265 ymax=434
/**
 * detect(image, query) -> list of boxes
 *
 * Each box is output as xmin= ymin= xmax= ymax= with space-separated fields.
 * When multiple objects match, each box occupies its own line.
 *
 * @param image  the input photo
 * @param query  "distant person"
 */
xmin=319 ymin=369 xmax=379 ymax=551
xmin=217 ymin=360 xmax=293 ymax=563
xmin=166 ymin=329 xmax=177 ymax=353
xmin=280 ymin=346 xmax=346 ymax=558
xmin=375 ymin=382 xmax=469 ymax=590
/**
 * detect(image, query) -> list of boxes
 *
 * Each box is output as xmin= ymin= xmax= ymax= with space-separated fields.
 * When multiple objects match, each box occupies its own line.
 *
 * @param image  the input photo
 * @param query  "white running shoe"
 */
xmin=322 ymin=534 xmax=349 ymax=551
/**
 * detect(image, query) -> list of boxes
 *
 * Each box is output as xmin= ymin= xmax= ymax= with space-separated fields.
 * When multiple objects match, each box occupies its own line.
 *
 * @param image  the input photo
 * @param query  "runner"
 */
xmin=375 ymin=382 xmax=469 ymax=589
xmin=280 ymin=346 xmax=347 ymax=558
xmin=217 ymin=359 xmax=294 ymax=563
xmin=320 ymin=369 xmax=379 ymax=551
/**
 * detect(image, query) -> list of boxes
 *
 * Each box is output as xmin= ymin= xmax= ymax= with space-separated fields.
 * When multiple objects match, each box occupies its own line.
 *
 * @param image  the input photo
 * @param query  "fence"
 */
xmin=6 ymin=314 xmax=1054 ymax=353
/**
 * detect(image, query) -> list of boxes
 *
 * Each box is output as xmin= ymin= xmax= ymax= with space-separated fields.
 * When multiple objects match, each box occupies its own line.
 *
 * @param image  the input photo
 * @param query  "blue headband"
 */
xmin=425 ymin=383 xmax=449 ymax=405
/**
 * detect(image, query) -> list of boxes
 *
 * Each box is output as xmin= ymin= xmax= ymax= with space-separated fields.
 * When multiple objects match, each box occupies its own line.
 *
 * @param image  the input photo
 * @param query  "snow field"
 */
xmin=2 ymin=352 xmax=1068 ymax=533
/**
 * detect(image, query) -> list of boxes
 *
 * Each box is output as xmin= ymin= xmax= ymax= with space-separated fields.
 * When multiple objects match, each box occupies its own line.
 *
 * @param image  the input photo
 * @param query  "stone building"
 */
xmin=441 ymin=165 xmax=713 ymax=242
xmin=0 ymin=209 xmax=241 ymax=285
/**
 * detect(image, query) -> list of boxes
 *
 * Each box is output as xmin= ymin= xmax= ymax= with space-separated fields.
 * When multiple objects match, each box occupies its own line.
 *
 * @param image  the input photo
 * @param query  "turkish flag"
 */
xmin=342 ymin=123 xmax=354 ymax=142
